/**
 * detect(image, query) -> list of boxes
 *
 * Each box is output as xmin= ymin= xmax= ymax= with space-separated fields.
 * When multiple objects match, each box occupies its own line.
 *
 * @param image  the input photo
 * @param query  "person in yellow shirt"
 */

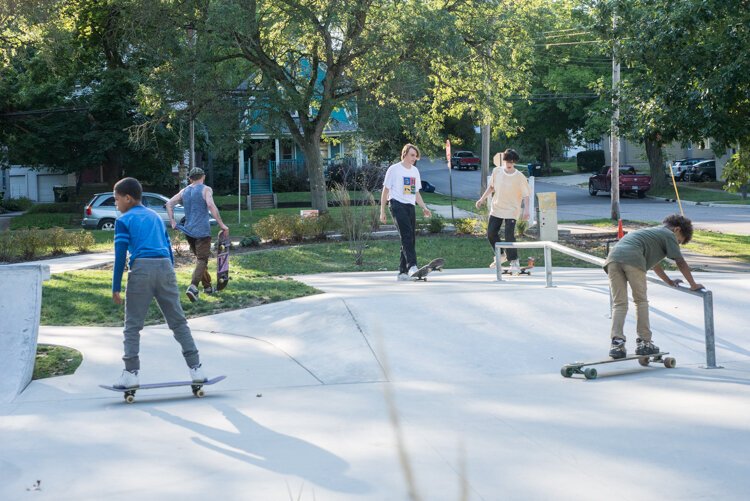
xmin=475 ymin=149 xmax=530 ymax=274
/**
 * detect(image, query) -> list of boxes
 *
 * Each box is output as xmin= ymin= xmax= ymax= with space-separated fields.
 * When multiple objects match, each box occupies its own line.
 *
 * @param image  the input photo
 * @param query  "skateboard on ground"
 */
xmin=100 ymin=375 xmax=227 ymax=403
xmin=216 ymin=231 xmax=230 ymax=291
xmin=411 ymin=258 xmax=445 ymax=281
xmin=502 ymin=256 xmax=535 ymax=276
xmin=560 ymin=353 xmax=676 ymax=380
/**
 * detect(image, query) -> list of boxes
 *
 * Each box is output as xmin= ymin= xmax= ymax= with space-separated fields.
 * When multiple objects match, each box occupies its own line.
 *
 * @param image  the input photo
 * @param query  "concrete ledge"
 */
xmin=0 ymin=264 xmax=50 ymax=403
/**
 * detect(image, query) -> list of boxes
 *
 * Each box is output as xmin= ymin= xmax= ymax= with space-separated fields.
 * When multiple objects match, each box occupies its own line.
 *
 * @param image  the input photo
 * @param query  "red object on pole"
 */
xmin=617 ymin=219 xmax=624 ymax=239
xmin=445 ymin=140 xmax=451 ymax=167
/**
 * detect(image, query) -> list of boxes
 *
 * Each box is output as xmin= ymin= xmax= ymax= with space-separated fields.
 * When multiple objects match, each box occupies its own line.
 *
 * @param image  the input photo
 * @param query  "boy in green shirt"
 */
xmin=604 ymin=214 xmax=704 ymax=359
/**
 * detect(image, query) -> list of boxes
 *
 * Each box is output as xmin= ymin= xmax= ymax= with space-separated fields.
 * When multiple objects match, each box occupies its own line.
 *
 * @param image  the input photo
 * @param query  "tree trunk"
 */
xmin=301 ymin=138 xmax=328 ymax=212
xmin=543 ymin=138 xmax=552 ymax=175
xmin=645 ymin=135 xmax=667 ymax=190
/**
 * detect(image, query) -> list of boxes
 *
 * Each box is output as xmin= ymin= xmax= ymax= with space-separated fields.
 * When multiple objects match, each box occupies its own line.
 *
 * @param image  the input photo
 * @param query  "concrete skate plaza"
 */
xmin=2 ymin=268 xmax=749 ymax=500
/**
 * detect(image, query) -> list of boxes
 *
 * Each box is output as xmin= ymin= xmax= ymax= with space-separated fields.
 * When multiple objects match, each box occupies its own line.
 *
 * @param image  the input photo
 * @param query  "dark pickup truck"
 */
xmin=588 ymin=166 xmax=652 ymax=199
xmin=451 ymin=151 xmax=480 ymax=170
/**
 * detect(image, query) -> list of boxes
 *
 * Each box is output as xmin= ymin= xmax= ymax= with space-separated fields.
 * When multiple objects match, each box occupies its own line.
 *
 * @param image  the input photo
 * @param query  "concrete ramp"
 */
xmin=0 ymin=264 xmax=50 ymax=403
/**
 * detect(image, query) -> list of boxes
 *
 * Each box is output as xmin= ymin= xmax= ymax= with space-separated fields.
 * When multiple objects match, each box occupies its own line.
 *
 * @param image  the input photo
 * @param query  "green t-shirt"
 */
xmin=604 ymin=226 xmax=683 ymax=272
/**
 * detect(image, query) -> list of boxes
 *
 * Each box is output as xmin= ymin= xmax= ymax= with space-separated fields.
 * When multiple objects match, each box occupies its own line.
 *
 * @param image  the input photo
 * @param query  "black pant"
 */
xmin=487 ymin=216 xmax=518 ymax=261
xmin=389 ymin=200 xmax=417 ymax=273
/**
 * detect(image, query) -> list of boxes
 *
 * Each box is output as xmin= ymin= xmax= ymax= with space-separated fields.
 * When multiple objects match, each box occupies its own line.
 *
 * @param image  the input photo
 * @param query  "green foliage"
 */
xmin=33 ymin=344 xmax=83 ymax=380
xmin=70 ymin=230 xmax=95 ymax=252
xmin=253 ymin=213 xmax=329 ymax=243
xmin=13 ymin=228 xmax=48 ymax=259
xmin=10 ymin=212 xmax=78 ymax=230
xmin=576 ymin=150 xmax=605 ymax=172
xmin=454 ymin=218 xmax=480 ymax=235
xmin=722 ymin=143 xmax=750 ymax=198
xmin=0 ymin=232 xmax=12 ymax=261
xmin=48 ymin=227 xmax=68 ymax=255
xmin=240 ymin=235 xmax=261 ymax=247
xmin=26 ymin=202 xmax=81 ymax=214
xmin=273 ymin=172 xmax=310 ymax=193
xmin=427 ymin=214 xmax=446 ymax=234
xmin=0 ymin=197 xmax=33 ymax=212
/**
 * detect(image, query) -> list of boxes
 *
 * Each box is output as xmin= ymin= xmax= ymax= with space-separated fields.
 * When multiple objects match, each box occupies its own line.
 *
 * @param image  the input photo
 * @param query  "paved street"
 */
xmin=418 ymin=158 xmax=750 ymax=235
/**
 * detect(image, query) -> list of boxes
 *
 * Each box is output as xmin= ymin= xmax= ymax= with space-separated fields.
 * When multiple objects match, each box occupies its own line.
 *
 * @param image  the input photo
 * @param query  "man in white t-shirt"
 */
xmin=475 ymin=149 xmax=530 ymax=274
xmin=379 ymin=143 xmax=432 ymax=280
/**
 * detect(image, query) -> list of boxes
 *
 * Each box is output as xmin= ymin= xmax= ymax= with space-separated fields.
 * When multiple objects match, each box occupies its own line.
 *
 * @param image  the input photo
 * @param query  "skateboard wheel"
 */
xmin=638 ymin=357 xmax=650 ymax=367
xmin=560 ymin=366 xmax=574 ymax=378
xmin=664 ymin=357 xmax=677 ymax=368
xmin=125 ymin=394 xmax=135 ymax=404
xmin=583 ymin=368 xmax=598 ymax=380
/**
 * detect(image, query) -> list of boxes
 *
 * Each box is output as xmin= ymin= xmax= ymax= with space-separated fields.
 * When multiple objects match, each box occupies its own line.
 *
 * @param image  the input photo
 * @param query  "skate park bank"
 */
xmin=1 ymin=267 xmax=749 ymax=500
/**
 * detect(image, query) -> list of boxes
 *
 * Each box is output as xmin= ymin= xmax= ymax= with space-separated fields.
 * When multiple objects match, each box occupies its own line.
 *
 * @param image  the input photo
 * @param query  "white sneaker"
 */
xmin=397 ymin=273 xmax=410 ymax=281
xmin=114 ymin=369 xmax=139 ymax=389
xmin=510 ymin=259 xmax=521 ymax=276
xmin=490 ymin=253 xmax=508 ymax=269
xmin=189 ymin=364 xmax=207 ymax=383
xmin=407 ymin=265 xmax=419 ymax=277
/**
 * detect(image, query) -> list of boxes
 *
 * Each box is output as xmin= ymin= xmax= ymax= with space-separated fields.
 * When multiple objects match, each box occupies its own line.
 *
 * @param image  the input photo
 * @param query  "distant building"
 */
xmin=1 ymin=166 xmax=75 ymax=202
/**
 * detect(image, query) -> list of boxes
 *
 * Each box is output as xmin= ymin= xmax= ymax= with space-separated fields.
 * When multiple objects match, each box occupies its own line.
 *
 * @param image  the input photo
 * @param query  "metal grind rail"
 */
xmin=495 ymin=241 xmax=719 ymax=369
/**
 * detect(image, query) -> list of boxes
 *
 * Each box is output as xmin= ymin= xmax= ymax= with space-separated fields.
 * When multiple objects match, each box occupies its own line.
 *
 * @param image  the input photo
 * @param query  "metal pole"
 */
xmin=703 ymin=290 xmax=720 ymax=369
xmin=543 ymin=244 xmax=553 ymax=288
xmin=481 ymin=124 xmax=490 ymax=193
xmin=611 ymin=9 xmax=621 ymax=221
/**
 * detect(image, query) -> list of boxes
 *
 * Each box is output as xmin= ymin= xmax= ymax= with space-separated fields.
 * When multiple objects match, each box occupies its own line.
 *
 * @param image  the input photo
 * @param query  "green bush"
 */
xmin=254 ymin=213 xmax=333 ymax=243
xmin=14 ymin=228 xmax=48 ymax=259
xmin=576 ymin=150 xmax=606 ymax=172
xmin=48 ymin=227 xmax=69 ymax=255
xmin=1 ymin=196 xmax=33 ymax=212
xmin=428 ymin=214 xmax=446 ymax=234
xmin=240 ymin=235 xmax=261 ymax=247
xmin=454 ymin=218 xmax=479 ymax=235
xmin=516 ymin=219 xmax=529 ymax=237
xmin=70 ymin=230 xmax=95 ymax=252
xmin=0 ymin=233 xmax=12 ymax=261
xmin=27 ymin=202 xmax=81 ymax=214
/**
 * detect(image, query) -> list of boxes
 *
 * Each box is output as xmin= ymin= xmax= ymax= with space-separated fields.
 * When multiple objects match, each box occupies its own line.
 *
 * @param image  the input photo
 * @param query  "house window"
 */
xmin=281 ymin=142 xmax=294 ymax=160
xmin=320 ymin=143 xmax=330 ymax=159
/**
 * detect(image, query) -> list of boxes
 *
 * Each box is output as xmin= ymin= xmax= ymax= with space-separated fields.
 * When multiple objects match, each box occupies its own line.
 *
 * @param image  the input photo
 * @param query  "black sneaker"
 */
xmin=186 ymin=284 xmax=199 ymax=302
xmin=203 ymin=285 xmax=215 ymax=295
xmin=609 ymin=337 xmax=626 ymax=359
xmin=636 ymin=338 xmax=660 ymax=355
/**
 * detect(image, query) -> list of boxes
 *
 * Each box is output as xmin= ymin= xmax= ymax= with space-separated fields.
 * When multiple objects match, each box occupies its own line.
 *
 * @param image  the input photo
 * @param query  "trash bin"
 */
xmin=52 ymin=185 xmax=69 ymax=202
xmin=527 ymin=163 xmax=543 ymax=177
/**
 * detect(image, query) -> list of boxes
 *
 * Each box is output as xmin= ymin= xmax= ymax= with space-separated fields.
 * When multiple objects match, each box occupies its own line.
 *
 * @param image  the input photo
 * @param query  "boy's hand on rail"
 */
xmin=690 ymin=283 xmax=705 ymax=291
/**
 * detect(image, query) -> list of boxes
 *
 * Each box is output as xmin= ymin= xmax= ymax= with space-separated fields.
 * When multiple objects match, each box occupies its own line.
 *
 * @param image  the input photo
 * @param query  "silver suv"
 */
xmin=82 ymin=192 xmax=216 ymax=231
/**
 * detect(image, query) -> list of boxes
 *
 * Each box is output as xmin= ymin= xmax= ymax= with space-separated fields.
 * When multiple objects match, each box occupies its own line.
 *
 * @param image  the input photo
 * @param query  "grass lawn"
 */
xmin=41 ymin=234 xmax=595 ymax=326
xmin=33 ymin=344 xmax=83 ymax=379
xmin=650 ymin=185 xmax=750 ymax=204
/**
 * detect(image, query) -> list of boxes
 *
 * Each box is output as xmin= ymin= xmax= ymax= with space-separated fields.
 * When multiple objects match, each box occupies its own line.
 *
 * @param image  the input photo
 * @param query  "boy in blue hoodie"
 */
xmin=111 ymin=177 xmax=206 ymax=388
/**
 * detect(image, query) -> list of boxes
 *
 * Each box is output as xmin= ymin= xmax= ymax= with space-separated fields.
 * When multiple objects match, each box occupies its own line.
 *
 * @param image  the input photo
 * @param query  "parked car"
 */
xmin=420 ymin=180 xmax=436 ymax=193
xmin=82 ymin=192 xmax=217 ymax=231
xmin=667 ymin=158 xmax=703 ymax=181
xmin=588 ymin=165 xmax=652 ymax=199
xmin=450 ymin=151 xmax=481 ymax=170
xmin=686 ymin=159 xmax=716 ymax=182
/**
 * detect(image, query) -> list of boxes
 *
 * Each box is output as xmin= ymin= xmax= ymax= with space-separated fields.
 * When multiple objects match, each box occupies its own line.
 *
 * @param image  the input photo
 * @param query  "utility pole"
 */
xmin=187 ymin=24 xmax=196 ymax=176
xmin=481 ymin=123 xmax=490 ymax=193
xmin=610 ymin=10 xmax=621 ymax=221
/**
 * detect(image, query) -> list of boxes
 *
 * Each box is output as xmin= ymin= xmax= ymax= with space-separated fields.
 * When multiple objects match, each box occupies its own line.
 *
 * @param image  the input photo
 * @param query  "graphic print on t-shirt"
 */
xmin=402 ymin=176 xmax=417 ymax=195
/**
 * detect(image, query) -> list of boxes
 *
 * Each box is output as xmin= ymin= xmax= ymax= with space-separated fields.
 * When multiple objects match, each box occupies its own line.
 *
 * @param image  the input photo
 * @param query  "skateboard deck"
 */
xmin=561 ymin=353 xmax=676 ymax=380
xmin=216 ymin=232 xmax=230 ymax=291
xmin=502 ymin=256 xmax=535 ymax=276
xmin=100 ymin=375 xmax=227 ymax=403
xmin=412 ymin=257 xmax=445 ymax=281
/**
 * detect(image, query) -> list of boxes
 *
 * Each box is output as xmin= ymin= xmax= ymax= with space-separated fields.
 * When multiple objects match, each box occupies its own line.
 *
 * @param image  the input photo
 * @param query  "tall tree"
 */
xmin=590 ymin=0 xmax=750 ymax=190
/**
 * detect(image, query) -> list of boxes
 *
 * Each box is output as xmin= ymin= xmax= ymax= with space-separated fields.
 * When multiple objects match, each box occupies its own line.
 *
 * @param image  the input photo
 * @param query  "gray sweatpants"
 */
xmin=123 ymin=258 xmax=200 ymax=371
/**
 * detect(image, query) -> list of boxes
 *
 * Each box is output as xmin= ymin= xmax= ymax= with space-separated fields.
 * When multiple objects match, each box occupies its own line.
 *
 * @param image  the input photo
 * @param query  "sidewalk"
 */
xmin=2 ymin=268 xmax=748 ymax=500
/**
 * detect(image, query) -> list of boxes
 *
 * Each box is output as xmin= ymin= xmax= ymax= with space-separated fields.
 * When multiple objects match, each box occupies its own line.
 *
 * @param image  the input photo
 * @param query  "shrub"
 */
xmin=454 ymin=218 xmax=479 ymax=235
xmin=576 ymin=150 xmax=605 ymax=172
xmin=253 ymin=214 xmax=297 ymax=243
xmin=240 ymin=235 xmax=261 ymax=247
xmin=10 ymin=213 xmax=78 ymax=230
xmin=516 ymin=219 xmax=529 ymax=237
xmin=70 ymin=230 xmax=95 ymax=252
xmin=427 ymin=214 xmax=446 ymax=234
xmin=273 ymin=171 xmax=310 ymax=192
xmin=326 ymin=162 xmax=386 ymax=191
xmin=170 ymin=230 xmax=188 ymax=258
xmin=14 ymin=228 xmax=48 ymax=259
xmin=48 ymin=227 xmax=69 ymax=255
xmin=0 ymin=233 xmax=13 ymax=261
xmin=27 ymin=202 xmax=81 ymax=214
xmin=0 ymin=196 xmax=33 ymax=212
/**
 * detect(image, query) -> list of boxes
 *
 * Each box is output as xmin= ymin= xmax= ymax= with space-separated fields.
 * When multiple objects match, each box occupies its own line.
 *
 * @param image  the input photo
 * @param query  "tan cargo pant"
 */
xmin=607 ymin=262 xmax=652 ymax=341
xmin=186 ymin=236 xmax=212 ymax=288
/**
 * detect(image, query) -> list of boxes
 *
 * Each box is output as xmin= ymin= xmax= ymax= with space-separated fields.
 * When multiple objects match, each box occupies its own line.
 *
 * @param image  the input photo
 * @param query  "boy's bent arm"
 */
xmin=652 ymin=263 xmax=676 ymax=286
xmin=166 ymin=190 xmax=183 ymax=228
xmin=674 ymin=257 xmax=704 ymax=290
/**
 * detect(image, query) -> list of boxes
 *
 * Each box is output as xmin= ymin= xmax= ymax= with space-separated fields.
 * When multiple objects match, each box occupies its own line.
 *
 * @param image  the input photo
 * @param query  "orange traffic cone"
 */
xmin=617 ymin=219 xmax=624 ymax=240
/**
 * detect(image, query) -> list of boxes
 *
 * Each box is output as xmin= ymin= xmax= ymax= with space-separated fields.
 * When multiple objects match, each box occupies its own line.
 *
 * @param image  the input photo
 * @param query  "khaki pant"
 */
xmin=607 ymin=262 xmax=652 ymax=341
xmin=186 ymin=236 xmax=212 ymax=288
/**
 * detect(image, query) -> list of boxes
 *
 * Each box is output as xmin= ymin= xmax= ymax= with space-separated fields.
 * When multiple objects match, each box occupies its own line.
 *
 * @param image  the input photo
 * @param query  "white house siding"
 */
xmin=6 ymin=166 xmax=75 ymax=202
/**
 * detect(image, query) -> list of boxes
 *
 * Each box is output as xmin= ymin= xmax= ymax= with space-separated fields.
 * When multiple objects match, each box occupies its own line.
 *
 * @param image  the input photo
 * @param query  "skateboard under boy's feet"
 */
xmin=502 ymin=257 xmax=535 ymax=276
xmin=411 ymin=258 xmax=445 ymax=281
xmin=560 ymin=353 xmax=676 ymax=380
xmin=100 ymin=375 xmax=227 ymax=403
